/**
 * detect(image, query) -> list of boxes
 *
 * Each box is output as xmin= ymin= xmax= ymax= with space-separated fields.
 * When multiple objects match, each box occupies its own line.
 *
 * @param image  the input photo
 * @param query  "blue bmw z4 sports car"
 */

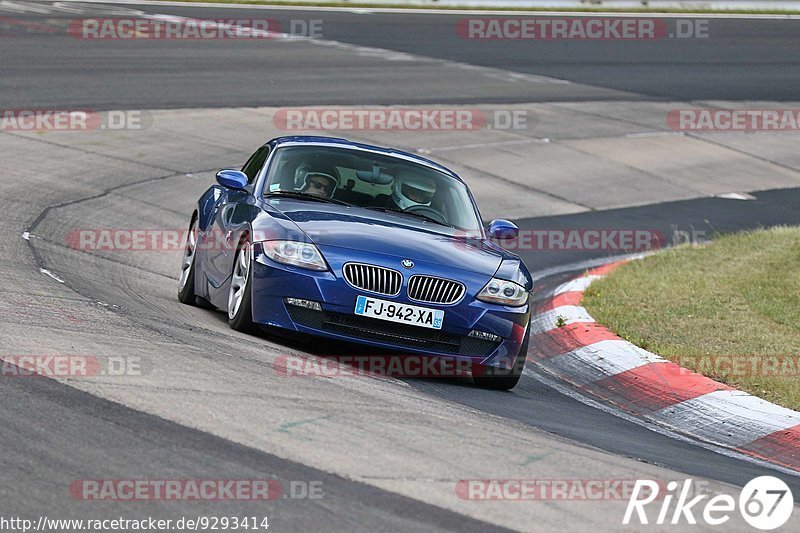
xmin=178 ymin=136 xmax=533 ymax=389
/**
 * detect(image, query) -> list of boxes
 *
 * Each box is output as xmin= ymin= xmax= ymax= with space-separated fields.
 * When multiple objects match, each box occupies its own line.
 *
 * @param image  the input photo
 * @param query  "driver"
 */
xmin=297 ymin=164 xmax=339 ymax=198
xmin=390 ymin=171 xmax=436 ymax=210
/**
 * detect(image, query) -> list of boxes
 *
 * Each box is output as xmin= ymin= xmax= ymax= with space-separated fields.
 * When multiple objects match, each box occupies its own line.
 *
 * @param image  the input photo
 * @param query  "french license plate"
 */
xmin=354 ymin=295 xmax=444 ymax=330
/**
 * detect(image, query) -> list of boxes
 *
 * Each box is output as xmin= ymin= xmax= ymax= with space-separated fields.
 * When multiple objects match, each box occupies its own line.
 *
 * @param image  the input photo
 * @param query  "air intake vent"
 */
xmin=407 ymin=275 xmax=465 ymax=305
xmin=343 ymin=263 xmax=402 ymax=296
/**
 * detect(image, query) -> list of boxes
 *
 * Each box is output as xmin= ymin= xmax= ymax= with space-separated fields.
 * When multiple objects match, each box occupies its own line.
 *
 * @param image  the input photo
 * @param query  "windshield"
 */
xmin=262 ymin=145 xmax=482 ymax=231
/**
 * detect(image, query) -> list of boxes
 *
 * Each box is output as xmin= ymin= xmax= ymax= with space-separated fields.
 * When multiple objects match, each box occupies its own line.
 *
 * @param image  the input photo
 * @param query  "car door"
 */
xmin=204 ymin=146 xmax=270 ymax=291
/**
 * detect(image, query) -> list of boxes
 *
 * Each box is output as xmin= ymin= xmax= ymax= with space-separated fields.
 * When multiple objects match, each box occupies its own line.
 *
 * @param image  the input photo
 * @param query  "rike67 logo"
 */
xmin=624 ymin=476 xmax=794 ymax=530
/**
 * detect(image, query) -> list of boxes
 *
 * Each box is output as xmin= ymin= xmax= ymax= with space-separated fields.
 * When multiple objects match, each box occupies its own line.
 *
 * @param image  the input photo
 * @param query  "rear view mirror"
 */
xmin=355 ymin=162 xmax=394 ymax=185
xmin=216 ymin=169 xmax=248 ymax=190
xmin=488 ymin=219 xmax=519 ymax=239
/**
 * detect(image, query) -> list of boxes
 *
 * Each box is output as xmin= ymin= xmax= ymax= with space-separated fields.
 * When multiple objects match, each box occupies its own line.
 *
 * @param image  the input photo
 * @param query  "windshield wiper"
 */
xmin=364 ymin=206 xmax=454 ymax=228
xmin=264 ymin=191 xmax=351 ymax=206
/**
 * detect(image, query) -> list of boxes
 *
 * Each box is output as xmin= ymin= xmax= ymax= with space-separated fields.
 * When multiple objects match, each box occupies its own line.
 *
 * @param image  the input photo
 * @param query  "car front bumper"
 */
xmin=250 ymin=244 xmax=530 ymax=370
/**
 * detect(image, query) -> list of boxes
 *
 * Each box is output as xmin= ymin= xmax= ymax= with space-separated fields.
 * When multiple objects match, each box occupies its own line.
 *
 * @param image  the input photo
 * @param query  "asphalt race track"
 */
xmin=4 ymin=2 xmax=800 ymax=107
xmin=2 ymin=1 xmax=800 ymax=531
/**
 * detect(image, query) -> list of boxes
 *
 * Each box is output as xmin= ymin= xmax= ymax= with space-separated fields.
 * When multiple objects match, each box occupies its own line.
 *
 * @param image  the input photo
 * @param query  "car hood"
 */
xmin=262 ymin=200 xmax=505 ymax=276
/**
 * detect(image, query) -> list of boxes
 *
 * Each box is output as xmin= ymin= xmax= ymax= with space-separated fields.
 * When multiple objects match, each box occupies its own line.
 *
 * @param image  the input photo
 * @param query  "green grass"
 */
xmin=582 ymin=226 xmax=800 ymax=411
xmin=150 ymin=0 xmax=800 ymax=15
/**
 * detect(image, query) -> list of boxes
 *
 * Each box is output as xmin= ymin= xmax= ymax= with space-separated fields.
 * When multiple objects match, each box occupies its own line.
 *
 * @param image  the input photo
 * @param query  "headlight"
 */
xmin=261 ymin=241 xmax=328 ymax=271
xmin=476 ymin=278 xmax=528 ymax=307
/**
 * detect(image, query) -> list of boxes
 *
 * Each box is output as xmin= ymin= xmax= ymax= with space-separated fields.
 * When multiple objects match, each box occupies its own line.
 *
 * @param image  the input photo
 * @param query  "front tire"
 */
xmin=178 ymin=215 xmax=200 ymax=305
xmin=228 ymin=238 xmax=254 ymax=332
xmin=472 ymin=327 xmax=529 ymax=390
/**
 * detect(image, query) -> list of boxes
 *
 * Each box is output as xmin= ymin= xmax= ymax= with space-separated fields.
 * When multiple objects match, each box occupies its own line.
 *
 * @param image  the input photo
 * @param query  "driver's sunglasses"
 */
xmin=308 ymin=176 xmax=333 ymax=191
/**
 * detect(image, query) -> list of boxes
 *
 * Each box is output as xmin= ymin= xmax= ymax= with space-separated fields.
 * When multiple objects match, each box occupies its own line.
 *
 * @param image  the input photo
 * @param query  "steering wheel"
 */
xmin=405 ymin=204 xmax=447 ymax=225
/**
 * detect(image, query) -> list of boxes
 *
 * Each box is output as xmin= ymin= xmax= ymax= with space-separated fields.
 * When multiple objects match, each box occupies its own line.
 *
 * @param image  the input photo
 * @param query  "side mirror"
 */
xmin=216 ymin=169 xmax=248 ymax=190
xmin=488 ymin=219 xmax=519 ymax=239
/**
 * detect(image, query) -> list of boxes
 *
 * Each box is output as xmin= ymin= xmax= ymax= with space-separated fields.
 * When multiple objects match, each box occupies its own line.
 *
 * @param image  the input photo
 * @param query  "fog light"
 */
xmin=469 ymin=330 xmax=501 ymax=342
xmin=285 ymin=298 xmax=322 ymax=311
